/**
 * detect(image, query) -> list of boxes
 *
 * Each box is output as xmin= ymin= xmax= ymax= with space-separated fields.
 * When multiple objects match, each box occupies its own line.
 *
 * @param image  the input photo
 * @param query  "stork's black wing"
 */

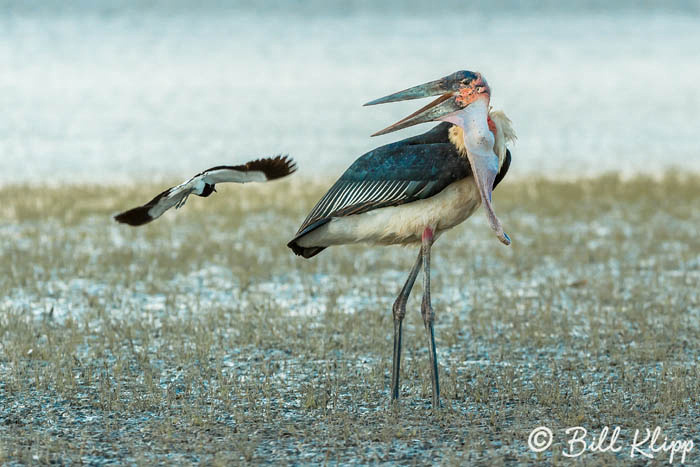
xmin=295 ymin=144 xmax=470 ymax=233
xmin=288 ymin=123 xmax=472 ymax=257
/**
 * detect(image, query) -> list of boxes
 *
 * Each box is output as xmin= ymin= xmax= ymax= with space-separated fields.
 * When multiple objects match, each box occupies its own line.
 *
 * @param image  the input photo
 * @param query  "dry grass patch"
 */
xmin=1 ymin=174 xmax=698 ymax=464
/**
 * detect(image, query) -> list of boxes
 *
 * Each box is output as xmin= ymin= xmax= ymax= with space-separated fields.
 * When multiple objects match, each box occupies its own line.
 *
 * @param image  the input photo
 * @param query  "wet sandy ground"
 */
xmin=0 ymin=175 xmax=698 ymax=464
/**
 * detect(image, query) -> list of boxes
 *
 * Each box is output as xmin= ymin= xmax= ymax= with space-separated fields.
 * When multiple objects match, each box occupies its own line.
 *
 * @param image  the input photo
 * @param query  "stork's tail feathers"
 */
xmin=287 ymin=218 xmax=333 ymax=258
xmin=288 ymin=243 xmax=326 ymax=258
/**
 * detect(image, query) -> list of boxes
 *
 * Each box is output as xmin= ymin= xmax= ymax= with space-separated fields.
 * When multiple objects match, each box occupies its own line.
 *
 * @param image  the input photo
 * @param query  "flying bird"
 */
xmin=114 ymin=155 xmax=297 ymax=226
xmin=288 ymin=71 xmax=516 ymax=407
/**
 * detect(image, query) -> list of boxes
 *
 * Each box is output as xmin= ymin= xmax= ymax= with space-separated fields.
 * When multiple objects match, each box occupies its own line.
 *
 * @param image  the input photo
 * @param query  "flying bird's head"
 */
xmin=365 ymin=70 xmax=510 ymax=245
xmin=200 ymin=183 xmax=216 ymax=197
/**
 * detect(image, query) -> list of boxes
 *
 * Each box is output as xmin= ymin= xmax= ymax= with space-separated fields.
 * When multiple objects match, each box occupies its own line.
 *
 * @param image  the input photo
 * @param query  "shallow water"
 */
xmin=1 ymin=2 xmax=699 ymax=185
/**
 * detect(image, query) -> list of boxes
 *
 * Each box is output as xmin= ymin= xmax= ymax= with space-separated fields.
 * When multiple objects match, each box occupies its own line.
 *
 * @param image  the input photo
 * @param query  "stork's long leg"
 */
xmin=421 ymin=227 xmax=440 ymax=408
xmin=391 ymin=250 xmax=423 ymax=402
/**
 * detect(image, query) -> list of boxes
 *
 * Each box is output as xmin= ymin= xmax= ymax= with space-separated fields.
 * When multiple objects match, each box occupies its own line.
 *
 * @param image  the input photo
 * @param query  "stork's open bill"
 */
xmin=114 ymin=155 xmax=297 ymax=226
xmin=287 ymin=70 xmax=516 ymax=407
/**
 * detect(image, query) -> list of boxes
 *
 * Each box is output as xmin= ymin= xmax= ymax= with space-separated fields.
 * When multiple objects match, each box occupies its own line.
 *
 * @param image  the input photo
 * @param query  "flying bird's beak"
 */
xmin=366 ymin=70 xmax=510 ymax=246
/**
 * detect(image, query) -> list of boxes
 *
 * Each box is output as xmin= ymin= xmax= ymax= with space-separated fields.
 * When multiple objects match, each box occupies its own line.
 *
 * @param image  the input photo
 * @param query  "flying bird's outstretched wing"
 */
xmin=114 ymin=155 xmax=296 ymax=226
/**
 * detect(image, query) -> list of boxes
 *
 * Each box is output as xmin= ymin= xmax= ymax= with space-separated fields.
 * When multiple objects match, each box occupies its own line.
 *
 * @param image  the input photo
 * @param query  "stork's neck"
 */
xmin=447 ymin=109 xmax=513 ymax=171
xmin=448 ymin=123 xmax=505 ymax=171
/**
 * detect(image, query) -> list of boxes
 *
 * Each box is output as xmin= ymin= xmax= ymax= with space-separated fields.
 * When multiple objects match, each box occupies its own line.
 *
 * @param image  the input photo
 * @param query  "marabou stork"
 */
xmin=114 ymin=155 xmax=296 ymax=226
xmin=287 ymin=71 xmax=516 ymax=407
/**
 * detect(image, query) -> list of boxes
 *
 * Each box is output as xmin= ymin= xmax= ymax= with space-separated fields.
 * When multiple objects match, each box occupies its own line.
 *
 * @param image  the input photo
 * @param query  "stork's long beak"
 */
xmin=368 ymin=92 xmax=462 ymax=137
xmin=365 ymin=71 xmax=510 ymax=246
xmin=364 ymin=76 xmax=452 ymax=106
xmin=365 ymin=72 xmax=472 ymax=137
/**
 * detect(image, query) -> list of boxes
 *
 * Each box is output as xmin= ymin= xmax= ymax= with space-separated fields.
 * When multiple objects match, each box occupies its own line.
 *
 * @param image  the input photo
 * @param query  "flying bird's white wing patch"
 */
xmin=114 ymin=155 xmax=296 ymax=226
xmin=204 ymin=167 xmax=268 ymax=184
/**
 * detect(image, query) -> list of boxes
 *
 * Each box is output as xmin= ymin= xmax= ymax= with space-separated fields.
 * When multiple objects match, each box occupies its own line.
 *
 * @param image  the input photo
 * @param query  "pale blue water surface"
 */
xmin=1 ymin=1 xmax=699 ymax=184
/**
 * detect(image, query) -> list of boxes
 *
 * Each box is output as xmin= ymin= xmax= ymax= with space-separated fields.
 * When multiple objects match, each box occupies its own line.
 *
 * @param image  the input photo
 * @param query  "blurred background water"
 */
xmin=1 ymin=1 xmax=699 ymax=185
